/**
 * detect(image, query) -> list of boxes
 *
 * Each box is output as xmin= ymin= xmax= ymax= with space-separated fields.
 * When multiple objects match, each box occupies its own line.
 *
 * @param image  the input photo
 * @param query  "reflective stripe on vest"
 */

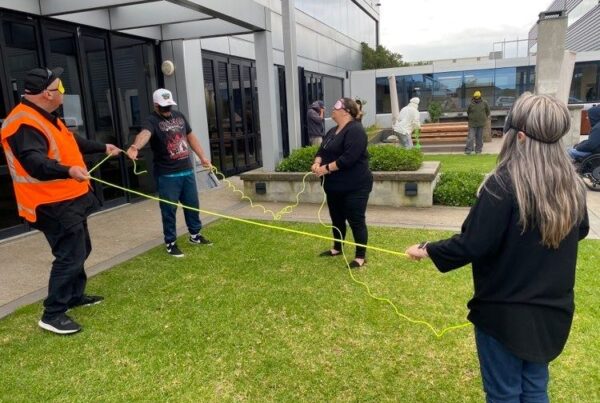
xmin=0 ymin=103 xmax=89 ymax=222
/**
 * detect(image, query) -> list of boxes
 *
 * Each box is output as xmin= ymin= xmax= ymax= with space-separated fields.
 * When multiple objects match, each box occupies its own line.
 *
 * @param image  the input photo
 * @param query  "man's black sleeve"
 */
xmin=74 ymin=134 xmax=106 ymax=154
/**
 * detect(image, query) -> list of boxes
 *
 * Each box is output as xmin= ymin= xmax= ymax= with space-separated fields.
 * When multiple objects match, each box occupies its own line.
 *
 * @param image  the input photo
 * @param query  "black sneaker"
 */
xmin=166 ymin=242 xmax=184 ymax=257
xmin=38 ymin=313 xmax=81 ymax=335
xmin=189 ymin=233 xmax=213 ymax=245
xmin=69 ymin=295 xmax=104 ymax=309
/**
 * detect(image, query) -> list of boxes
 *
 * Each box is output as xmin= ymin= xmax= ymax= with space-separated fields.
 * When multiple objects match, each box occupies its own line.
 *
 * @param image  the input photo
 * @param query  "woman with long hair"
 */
xmin=312 ymin=97 xmax=373 ymax=268
xmin=406 ymin=93 xmax=589 ymax=402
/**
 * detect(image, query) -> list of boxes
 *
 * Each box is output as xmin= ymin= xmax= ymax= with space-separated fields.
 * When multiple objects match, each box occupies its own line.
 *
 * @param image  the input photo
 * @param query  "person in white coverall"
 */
xmin=392 ymin=97 xmax=421 ymax=149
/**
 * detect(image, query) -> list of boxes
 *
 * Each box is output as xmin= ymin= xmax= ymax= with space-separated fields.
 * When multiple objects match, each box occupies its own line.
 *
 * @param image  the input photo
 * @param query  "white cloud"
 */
xmin=380 ymin=0 xmax=553 ymax=61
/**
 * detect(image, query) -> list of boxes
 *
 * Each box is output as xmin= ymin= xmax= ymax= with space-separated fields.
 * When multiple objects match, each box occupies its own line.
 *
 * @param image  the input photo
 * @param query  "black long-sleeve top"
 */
xmin=426 ymin=172 xmax=589 ymax=363
xmin=315 ymin=120 xmax=372 ymax=193
xmin=5 ymin=99 xmax=106 ymax=230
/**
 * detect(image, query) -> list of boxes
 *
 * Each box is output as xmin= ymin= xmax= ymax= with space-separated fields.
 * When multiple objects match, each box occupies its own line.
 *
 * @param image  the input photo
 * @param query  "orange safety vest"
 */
xmin=1 ymin=103 xmax=89 ymax=223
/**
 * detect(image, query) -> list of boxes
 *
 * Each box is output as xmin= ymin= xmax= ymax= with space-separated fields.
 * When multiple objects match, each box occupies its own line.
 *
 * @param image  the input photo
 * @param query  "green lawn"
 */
xmin=1 ymin=221 xmax=598 ymax=402
xmin=423 ymin=154 xmax=497 ymax=173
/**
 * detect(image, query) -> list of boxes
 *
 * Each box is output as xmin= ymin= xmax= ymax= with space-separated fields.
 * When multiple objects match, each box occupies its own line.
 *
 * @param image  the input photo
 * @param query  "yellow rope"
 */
xmin=88 ymin=151 xmax=471 ymax=337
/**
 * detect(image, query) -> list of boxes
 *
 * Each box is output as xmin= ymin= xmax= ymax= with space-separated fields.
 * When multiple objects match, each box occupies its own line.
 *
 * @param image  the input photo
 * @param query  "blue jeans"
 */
xmin=475 ymin=327 xmax=549 ymax=403
xmin=156 ymin=171 xmax=202 ymax=244
xmin=567 ymin=148 xmax=591 ymax=161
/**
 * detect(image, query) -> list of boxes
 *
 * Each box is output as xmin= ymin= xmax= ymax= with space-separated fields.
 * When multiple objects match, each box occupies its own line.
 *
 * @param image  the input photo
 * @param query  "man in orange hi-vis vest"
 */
xmin=1 ymin=67 xmax=120 ymax=335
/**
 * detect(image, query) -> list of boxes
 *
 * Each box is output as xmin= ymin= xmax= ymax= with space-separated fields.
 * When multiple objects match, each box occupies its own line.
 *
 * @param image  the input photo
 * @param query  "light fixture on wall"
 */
xmin=405 ymin=182 xmax=418 ymax=196
xmin=161 ymin=60 xmax=175 ymax=76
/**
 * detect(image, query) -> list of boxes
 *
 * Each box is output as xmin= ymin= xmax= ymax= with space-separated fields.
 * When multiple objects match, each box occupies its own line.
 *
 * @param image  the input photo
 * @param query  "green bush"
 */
xmin=368 ymin=145 xmax=423 ymax=171
xmin=276 ymin=146 xmax=319 ymax=172
xmin=428 ymin=101 xmax=442 ymax=123
xmin=276 ymin=145 xmax=424 ymax=172
xmin=433 ymin=171 xmax=486 ymax=207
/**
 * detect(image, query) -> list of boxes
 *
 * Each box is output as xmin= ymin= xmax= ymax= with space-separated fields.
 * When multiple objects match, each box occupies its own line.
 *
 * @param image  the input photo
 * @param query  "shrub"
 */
xmin=428 ymin=101 xmax=442 ymax=123
xmin=276 ymin=145 xmax=424 ymax=172
xmin=433 ymin=171 xmax=486 ymax=207
xmin=276 ymin=146 xmax=319 ymax=172
xmin=368 ymin=145 xmax=423 ymax=171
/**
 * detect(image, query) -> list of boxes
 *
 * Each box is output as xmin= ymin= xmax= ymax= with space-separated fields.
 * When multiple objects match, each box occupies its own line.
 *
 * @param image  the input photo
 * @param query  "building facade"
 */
xmin=0 ymin=0 xmax=380 ymax=240
xmin=353 ymin=0 xmax=600 ymax=129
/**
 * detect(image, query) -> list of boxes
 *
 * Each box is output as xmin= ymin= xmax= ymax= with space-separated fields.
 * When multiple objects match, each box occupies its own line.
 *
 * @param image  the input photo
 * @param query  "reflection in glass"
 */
xmin=111 ymin=34 xmax=157 ymax=195
xmin=47 ymin=28 xmax=87 ymax=138
xmin=81 ymin=35 xmax=124 ymax=203
xmin=2 ymin=21 xmax=39 ymax=104
xmin=464 ymin=69 xmax=494 ymax=106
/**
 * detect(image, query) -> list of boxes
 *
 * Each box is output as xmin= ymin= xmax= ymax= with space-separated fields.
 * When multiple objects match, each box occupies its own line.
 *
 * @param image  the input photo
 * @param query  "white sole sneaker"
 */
xmin=38 ymin=320 xmax=81 ymax=335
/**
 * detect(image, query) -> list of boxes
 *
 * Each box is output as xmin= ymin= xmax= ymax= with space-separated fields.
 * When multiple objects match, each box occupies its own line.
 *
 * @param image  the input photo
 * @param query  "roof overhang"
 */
xmin=1 ymin=0 xmax=268 ymax=40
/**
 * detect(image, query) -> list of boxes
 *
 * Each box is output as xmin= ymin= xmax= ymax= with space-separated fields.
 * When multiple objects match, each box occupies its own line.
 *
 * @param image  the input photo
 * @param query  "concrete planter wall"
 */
xmin=239 ymin=161 xmax=440 ymax=207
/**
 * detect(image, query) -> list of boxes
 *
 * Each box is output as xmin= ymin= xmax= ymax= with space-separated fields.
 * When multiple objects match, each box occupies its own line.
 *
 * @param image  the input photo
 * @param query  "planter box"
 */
xmin=240 ymin=161 xmax=440 ymax=207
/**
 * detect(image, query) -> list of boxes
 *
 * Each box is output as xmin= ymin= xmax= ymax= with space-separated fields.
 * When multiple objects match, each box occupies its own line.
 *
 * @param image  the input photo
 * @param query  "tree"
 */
xmin=361 ymin=42 xmax=407 ymax=70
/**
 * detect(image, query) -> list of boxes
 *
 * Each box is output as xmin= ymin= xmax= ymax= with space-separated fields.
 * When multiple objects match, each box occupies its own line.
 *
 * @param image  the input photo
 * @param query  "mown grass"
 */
xmin=423 ymin=154 xmax=497 ymax=174
xmin=0 ymin=221 xmax=597 ymax=402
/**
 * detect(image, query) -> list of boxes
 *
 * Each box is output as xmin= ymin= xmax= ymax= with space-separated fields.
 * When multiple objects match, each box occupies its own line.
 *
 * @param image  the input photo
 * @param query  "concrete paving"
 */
xmin=1 ymin=137 xmax=599 ymax=318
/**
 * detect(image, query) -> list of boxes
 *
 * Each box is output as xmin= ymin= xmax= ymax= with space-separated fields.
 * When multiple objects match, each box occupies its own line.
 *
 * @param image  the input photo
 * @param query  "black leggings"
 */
xmin=326 ymin=188 xmax=371 ymax=259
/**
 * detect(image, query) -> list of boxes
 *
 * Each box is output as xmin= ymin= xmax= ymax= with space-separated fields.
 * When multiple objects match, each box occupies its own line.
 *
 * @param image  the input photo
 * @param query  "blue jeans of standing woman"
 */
xmin=156 ymin=170 xmax=202 ymax=244
xmin=475 ymin=327 xmax=550 ymax=403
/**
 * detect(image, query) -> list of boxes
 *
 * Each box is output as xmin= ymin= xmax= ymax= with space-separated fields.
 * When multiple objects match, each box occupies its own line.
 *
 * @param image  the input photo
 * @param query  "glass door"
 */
xmin=79 ymin=31 xmax=125 ymax=205
xmin=0 ymin=17 xmax=43 ymax=235
xmin=41 ymin=25 xmax=88 ymax=138
xmin=202 ymin=53 xmax=261 ymax=175
xmin=110 ymin=34 xmax=158 ymax=196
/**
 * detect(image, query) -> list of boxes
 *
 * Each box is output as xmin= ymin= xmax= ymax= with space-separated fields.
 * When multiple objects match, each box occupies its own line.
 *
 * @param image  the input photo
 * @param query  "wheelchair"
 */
xmin=577 ymin=154 xmax=600 ymax=191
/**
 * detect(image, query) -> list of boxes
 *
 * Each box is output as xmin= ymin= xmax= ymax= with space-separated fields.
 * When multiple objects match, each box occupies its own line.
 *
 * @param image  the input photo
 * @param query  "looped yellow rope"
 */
xmin=88 ymin=150 xmax=471 ymax=337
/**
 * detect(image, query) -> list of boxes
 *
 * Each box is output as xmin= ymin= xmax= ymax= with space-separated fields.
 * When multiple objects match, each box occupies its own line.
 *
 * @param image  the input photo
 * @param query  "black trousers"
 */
xmin=40 ymin=220 xmax=92 ymax=320
xmin=326 ymin=188 xmax=371 ymax=259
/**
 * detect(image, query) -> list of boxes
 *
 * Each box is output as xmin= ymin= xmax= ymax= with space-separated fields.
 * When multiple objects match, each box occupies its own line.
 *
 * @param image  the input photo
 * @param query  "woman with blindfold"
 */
xmin=312 ymin=97 xmax=373 ymax=268
xmin=405 ymin=93 xmax=589 ymax=402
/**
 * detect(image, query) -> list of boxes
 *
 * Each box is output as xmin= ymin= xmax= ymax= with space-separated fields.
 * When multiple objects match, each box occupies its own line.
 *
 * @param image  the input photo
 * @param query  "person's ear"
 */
xmin=517 ymin=131 xmax=526 ymax=142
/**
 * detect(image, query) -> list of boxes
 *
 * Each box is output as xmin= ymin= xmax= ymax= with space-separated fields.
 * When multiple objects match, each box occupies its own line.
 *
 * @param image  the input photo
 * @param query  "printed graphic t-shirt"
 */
xmin=142 ymin=110 xmax=193 ymax=175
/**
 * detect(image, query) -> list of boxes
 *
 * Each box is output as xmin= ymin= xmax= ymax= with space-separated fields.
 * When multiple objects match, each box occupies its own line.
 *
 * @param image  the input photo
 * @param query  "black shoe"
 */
xmin=189 ymin=233 xmax=213 ymax=245
xmin=166 ymin=242 xmax=184 ymax=257
xmin=349 ymin=259 xmax=367 ymax=268
xmin=38 ymin=313 xmax=81 ymax=335
xmin=319 ymin=250 xmax=341 ymax=257
xmin=69 ymin=295 xmax=104 ymax=309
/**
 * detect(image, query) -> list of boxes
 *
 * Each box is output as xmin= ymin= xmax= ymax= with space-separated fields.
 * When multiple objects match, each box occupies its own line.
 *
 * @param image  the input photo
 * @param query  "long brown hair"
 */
xmin=487 ymin=92 xmax=586 ymax=248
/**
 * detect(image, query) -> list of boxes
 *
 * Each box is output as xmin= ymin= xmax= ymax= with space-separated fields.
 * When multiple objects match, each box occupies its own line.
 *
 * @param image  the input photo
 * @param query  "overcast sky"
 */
xmin=380 ymin=0 xmax=554 ymax=62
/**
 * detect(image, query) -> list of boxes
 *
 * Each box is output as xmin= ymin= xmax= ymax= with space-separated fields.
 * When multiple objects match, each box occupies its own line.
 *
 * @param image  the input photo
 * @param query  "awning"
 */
xmin=4 ymin=0 xmax=268 ymax=40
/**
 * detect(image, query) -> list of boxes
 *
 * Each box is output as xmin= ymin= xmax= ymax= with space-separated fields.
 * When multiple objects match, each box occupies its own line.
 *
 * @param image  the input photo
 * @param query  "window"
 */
xmin=570 ymin=61 xmax=600 ymax=103
xmin=494 ymin=68 xmax=517 ymax=108
xmin=464 ymin=69 xmax=494 ymax=106
xmin=432 ymin=72 xmax=463 ymax=112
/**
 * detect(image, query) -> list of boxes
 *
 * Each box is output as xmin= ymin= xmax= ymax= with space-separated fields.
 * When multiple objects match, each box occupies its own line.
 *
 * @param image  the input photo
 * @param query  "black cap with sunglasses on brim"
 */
xmin=24 ymin=67 xmax=64 ymax=95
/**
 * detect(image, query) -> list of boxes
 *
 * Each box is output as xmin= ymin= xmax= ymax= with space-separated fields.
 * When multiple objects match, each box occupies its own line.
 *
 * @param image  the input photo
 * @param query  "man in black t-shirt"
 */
xmin=127 ymin=89 xmax=213 ymax=257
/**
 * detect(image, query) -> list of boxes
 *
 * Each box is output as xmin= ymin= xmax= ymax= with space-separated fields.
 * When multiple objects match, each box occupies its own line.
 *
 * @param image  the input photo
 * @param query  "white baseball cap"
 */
xmin=153 ymin=88 xmax=177 ymax=106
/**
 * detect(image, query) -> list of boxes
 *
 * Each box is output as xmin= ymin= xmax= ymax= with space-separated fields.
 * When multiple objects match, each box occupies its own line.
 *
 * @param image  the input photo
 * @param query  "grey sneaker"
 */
xmin=189 ymin=233 xmax=213 ymax=245
xmin=166 ymin=242 xmax=184 ymax=257
xmin=38 ymin=313 xmax=81 ymax=335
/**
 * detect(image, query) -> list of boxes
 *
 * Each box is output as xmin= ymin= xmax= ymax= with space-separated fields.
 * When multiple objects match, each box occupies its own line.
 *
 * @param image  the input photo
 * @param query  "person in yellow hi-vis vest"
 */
xmin=1 ymin=67 xmax=119 ymax=335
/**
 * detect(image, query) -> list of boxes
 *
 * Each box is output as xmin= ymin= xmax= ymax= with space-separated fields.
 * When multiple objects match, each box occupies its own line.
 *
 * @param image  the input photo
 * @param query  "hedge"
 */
xmin=433 ymin=171 xmax=487 ymax=207
xmin=276 ymin=145 xmax=424 ymax=172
